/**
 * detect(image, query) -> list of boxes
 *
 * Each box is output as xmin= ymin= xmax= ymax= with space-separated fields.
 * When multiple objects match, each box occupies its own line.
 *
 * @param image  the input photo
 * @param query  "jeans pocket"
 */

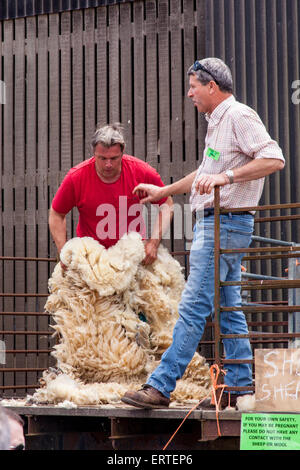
xmin=222 ymin=227 xmax=253 ymax=271
xmin=226 ymin=227 xmax=253 ymax=249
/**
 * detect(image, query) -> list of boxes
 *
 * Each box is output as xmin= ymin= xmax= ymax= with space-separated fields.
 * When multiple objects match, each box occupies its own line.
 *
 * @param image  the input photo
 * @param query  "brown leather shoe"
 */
xmin=121 ymin=384 xmax=170 ymax=409
xmin=198 ymin=393 xmax=238 ymax=410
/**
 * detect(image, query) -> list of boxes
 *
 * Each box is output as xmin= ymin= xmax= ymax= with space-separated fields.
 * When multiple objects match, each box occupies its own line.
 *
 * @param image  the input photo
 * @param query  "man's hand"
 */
xmin=143 ymin=239 xmax=159 ymax=265
xmin=133 ymin=184 xmax=165 ymax=204
xmin=194 ymin=173 xmax=229 ymax=195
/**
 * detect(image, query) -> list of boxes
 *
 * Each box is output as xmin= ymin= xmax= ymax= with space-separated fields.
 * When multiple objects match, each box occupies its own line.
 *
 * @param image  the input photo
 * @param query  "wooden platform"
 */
xmin=4 ymin=403 xmax=243 ymax=450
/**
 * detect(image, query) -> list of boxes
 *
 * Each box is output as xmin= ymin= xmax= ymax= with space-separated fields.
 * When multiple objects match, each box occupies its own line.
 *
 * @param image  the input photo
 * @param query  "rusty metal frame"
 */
xmin=1 ymin=193 xmax=300 ymax=394
xmin=0 ymin=256 xmax=56 ymax=391
xmin=213 ymin=186 xmax=300 ymax=393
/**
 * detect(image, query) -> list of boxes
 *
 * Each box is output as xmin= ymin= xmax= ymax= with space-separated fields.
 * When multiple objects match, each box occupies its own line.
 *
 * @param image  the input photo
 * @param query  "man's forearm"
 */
xmin=231 ymin=158 xmax=285 ymax=183
xmin=149 ymin=196 xmax=174 ymax=245
xmin=49 ymin=208 xmax=67 ymax=254
xmin=162 ymin=170 xmax=198 ymax=197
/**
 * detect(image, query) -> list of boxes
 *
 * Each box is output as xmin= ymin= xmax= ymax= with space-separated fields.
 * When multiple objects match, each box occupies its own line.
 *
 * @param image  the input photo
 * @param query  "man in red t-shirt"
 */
xmin=49 ymin=123 xmax=173 ymax=266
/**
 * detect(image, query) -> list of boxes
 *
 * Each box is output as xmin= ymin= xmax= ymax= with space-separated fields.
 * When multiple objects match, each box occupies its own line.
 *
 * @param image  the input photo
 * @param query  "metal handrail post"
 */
xmin=214 ymin=186 xmax=222 ymax=367
xmin=288 ymin=255 xmax=300 ymax=348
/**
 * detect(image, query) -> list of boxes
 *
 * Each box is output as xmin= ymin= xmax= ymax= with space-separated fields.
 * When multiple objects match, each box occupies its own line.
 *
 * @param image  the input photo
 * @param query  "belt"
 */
xmin=203 ymin=208 xmax=253 ymax=217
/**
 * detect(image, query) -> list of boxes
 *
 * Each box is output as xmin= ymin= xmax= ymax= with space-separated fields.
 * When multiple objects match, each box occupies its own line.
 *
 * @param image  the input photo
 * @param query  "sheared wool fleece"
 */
xmin=32 ymin=232 xmax=211 ymax=406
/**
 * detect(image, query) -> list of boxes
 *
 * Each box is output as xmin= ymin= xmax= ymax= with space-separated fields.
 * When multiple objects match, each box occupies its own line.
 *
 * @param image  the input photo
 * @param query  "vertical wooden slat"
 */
xmin=157 ymin=0 xmax=170 ymax=181
xmin=196 ymin=0 xmax=207 ymax=163
xmin=224 ymin=0 xmax=235 ymax=84
xmin=267 ymin=1 xmax=283 ymax=322
xmin=169 ymin=0 xmax=184 ymax=257
xmin=60 ymin=12 xmax=72 ymax=174
xmin=14 ymin=17 xmax=26 ymax=395
xmin=255 ymin=0 xmax=269 ymax=310
xmin=205 ymin=0 xmax=214 ymax=56
xmin=48 ymin=12 xmax=60 ymax=220
xmin=120 ymin=2 xmax=133 ymax=154
xmin=145 ymin=0 xmax=157 ymax=167
xmin=60 ymin=12 xmax=73 ymax=246
xmin=108 ymin=4 xmax=120 ymax=124
xmin=72 ymin=9 xmax=84 ymax=166
xmin=214 ymin=0 xmax=225 ymax=59
xmin=244 ymin=0 xmax=259 ymax=328
xmin=25 ymin=16 xmax=38 ymax=392
xmin=37 ymin=14 xmax=49 ymax=373
xmin=195 ymin=0 xmax=212 ymax=357
xmin=245 ymin=0 xmax=257 ymax=110
xmin=49 ymin=12 xmax=60 ymax=249
xmin=234 ymin=0 xmax=246 ymax=103
xmin=241 ymin=0 xmax=262 ymax=331
xmin=133 ymin=1 xmax=145 ymax=159
xmin=275 ymin=1 xmax=293 ymax=340
xmin=277 ymin=0 xmax=291 ymax=219
xmin=84 ymin=8 xmax=96 ymax=155
xmin=70 ymin=9 xmax=84 ymax=238
xmin=48 ymin=13 xmax=61 ymax=358
xmin=3 ymin=19 xmax=14 ymax=395
xmin=96 ymin=6 xmax=108 ymax=127
xmin=0 ymin=19 xmax=3 ymax=391
xmin=183 ymin=0 xmax=197 ymax=176
xmin=157 ymin=0 xmax=171 ymax=251
xmin=288 ymin=0 xmax=300 ymax=249
xmin=170 ymin=0 xmax=183 ymax=180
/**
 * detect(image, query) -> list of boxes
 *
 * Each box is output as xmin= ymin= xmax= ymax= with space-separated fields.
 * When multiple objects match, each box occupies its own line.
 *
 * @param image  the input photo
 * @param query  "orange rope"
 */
xmin=209 ymin=363 xmax=228 ymax=436
xmin=162 ymin=364 xmax=227 ymax=450
xmin=162 ymin=394 xmax=210 ymax=451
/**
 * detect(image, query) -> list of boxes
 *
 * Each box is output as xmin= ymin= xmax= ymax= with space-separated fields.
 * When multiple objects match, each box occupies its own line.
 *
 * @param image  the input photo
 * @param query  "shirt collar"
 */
xmin=205 ymin=95 xmax=236 ymax=124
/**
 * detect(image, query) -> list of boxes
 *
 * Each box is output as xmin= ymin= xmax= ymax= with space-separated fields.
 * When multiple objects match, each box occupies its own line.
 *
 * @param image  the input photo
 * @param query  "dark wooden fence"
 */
xmin=0 ymin=0 xmax=299 ymax=396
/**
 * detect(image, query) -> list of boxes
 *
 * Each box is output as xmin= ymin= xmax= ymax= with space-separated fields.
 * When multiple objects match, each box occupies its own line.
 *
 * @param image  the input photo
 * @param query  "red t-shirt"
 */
xmin=52 ymin=155 xmax=167 ymax=248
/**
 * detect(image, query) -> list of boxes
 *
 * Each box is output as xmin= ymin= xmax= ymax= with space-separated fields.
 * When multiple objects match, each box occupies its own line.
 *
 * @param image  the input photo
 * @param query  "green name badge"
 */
xmin=206 ymin=147 xmax=220 ymax=161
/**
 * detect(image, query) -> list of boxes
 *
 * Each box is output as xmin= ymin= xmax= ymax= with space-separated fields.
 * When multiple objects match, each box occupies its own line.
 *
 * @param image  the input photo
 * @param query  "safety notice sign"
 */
xmin=240 ymin=413 xmax=300 ymax=450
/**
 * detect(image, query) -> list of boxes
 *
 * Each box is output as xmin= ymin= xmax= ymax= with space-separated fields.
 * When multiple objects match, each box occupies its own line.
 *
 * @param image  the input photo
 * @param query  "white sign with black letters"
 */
xmin=255 ymin=349 xmax=300 ymax=412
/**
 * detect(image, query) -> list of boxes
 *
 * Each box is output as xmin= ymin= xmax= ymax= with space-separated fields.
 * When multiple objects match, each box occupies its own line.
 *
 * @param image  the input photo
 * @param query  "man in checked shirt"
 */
xmin=122 ymin=57 xmax=285 ymax=410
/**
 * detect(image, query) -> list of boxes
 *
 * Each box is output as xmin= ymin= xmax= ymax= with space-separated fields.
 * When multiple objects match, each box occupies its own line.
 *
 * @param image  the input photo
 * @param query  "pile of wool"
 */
xmin=236 ymin=394 xmax=256 ymax=411
xmin=31 ymin=232 xmax=211 ymax=406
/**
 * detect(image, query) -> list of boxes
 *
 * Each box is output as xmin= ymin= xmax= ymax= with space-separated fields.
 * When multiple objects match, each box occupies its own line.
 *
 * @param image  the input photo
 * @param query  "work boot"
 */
xmin=121 ymin=384 xmax=170 ymax=409
xmin=198 ymin=393 xmax=238 ymax=410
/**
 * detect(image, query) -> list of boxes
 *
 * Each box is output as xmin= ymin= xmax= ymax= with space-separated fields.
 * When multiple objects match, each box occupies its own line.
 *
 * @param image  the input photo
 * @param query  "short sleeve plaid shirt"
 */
xmin=190 ymin=95 xmax=285 ymax=212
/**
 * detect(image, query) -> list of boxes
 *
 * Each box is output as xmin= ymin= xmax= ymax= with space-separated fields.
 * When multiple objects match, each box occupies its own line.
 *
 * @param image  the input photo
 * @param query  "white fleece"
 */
xmin=32 ymin=233 xmax=211 ymax=406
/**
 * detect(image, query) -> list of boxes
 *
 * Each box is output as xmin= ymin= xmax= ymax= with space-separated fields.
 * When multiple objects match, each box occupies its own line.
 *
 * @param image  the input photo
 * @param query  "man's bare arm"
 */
xmin=195 ymin=158 xmax=285 ymax=195
xmin=48 ymin=207 xmax=67 ymax=255
xmin=133 ymin=170 xmax=198 ymax=203
xmin=143 ymin=196 xmax=174 ymax=265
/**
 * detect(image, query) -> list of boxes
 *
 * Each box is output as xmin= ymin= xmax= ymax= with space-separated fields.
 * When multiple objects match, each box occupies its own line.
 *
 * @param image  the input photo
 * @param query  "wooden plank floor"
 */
xmin=2 ymin=403 xmax=243 ymax=450
xmin=2 ymin=402 xmax=242 ymax=420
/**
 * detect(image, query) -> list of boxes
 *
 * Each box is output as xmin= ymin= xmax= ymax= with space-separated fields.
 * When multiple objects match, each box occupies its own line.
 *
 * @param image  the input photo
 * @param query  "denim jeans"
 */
xmin=147 ymin=213 xmax=254 ymax=398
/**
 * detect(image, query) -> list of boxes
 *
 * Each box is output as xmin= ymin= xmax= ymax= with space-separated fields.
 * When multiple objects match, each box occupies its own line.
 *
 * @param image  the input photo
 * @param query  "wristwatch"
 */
xmin=225 ymin=169 xmax=234 ymax=184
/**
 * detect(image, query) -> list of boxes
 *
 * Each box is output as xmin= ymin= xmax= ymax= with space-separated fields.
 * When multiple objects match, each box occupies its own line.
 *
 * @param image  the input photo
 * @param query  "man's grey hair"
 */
xmin=91 ymin=123 xmax=125 ymax=152
xmin=187 ymin=57 xmax=233 ymax=93
xmin=0 ymin=406 xmax=10 ymax=450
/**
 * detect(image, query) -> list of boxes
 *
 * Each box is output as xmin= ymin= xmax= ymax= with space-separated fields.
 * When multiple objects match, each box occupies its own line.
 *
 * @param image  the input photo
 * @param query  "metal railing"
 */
xmin=0 ymin=255 xmax=57 ymax=393
xmin=213 ymin=186 xmax=300 ymax=394
xmin=0 ymin=192 xmax=300 ymax=396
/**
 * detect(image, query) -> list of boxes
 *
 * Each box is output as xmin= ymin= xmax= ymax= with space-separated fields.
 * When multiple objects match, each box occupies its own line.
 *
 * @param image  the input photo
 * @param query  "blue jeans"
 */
xmin=147 ymin=213 xmax=254 ymax=398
